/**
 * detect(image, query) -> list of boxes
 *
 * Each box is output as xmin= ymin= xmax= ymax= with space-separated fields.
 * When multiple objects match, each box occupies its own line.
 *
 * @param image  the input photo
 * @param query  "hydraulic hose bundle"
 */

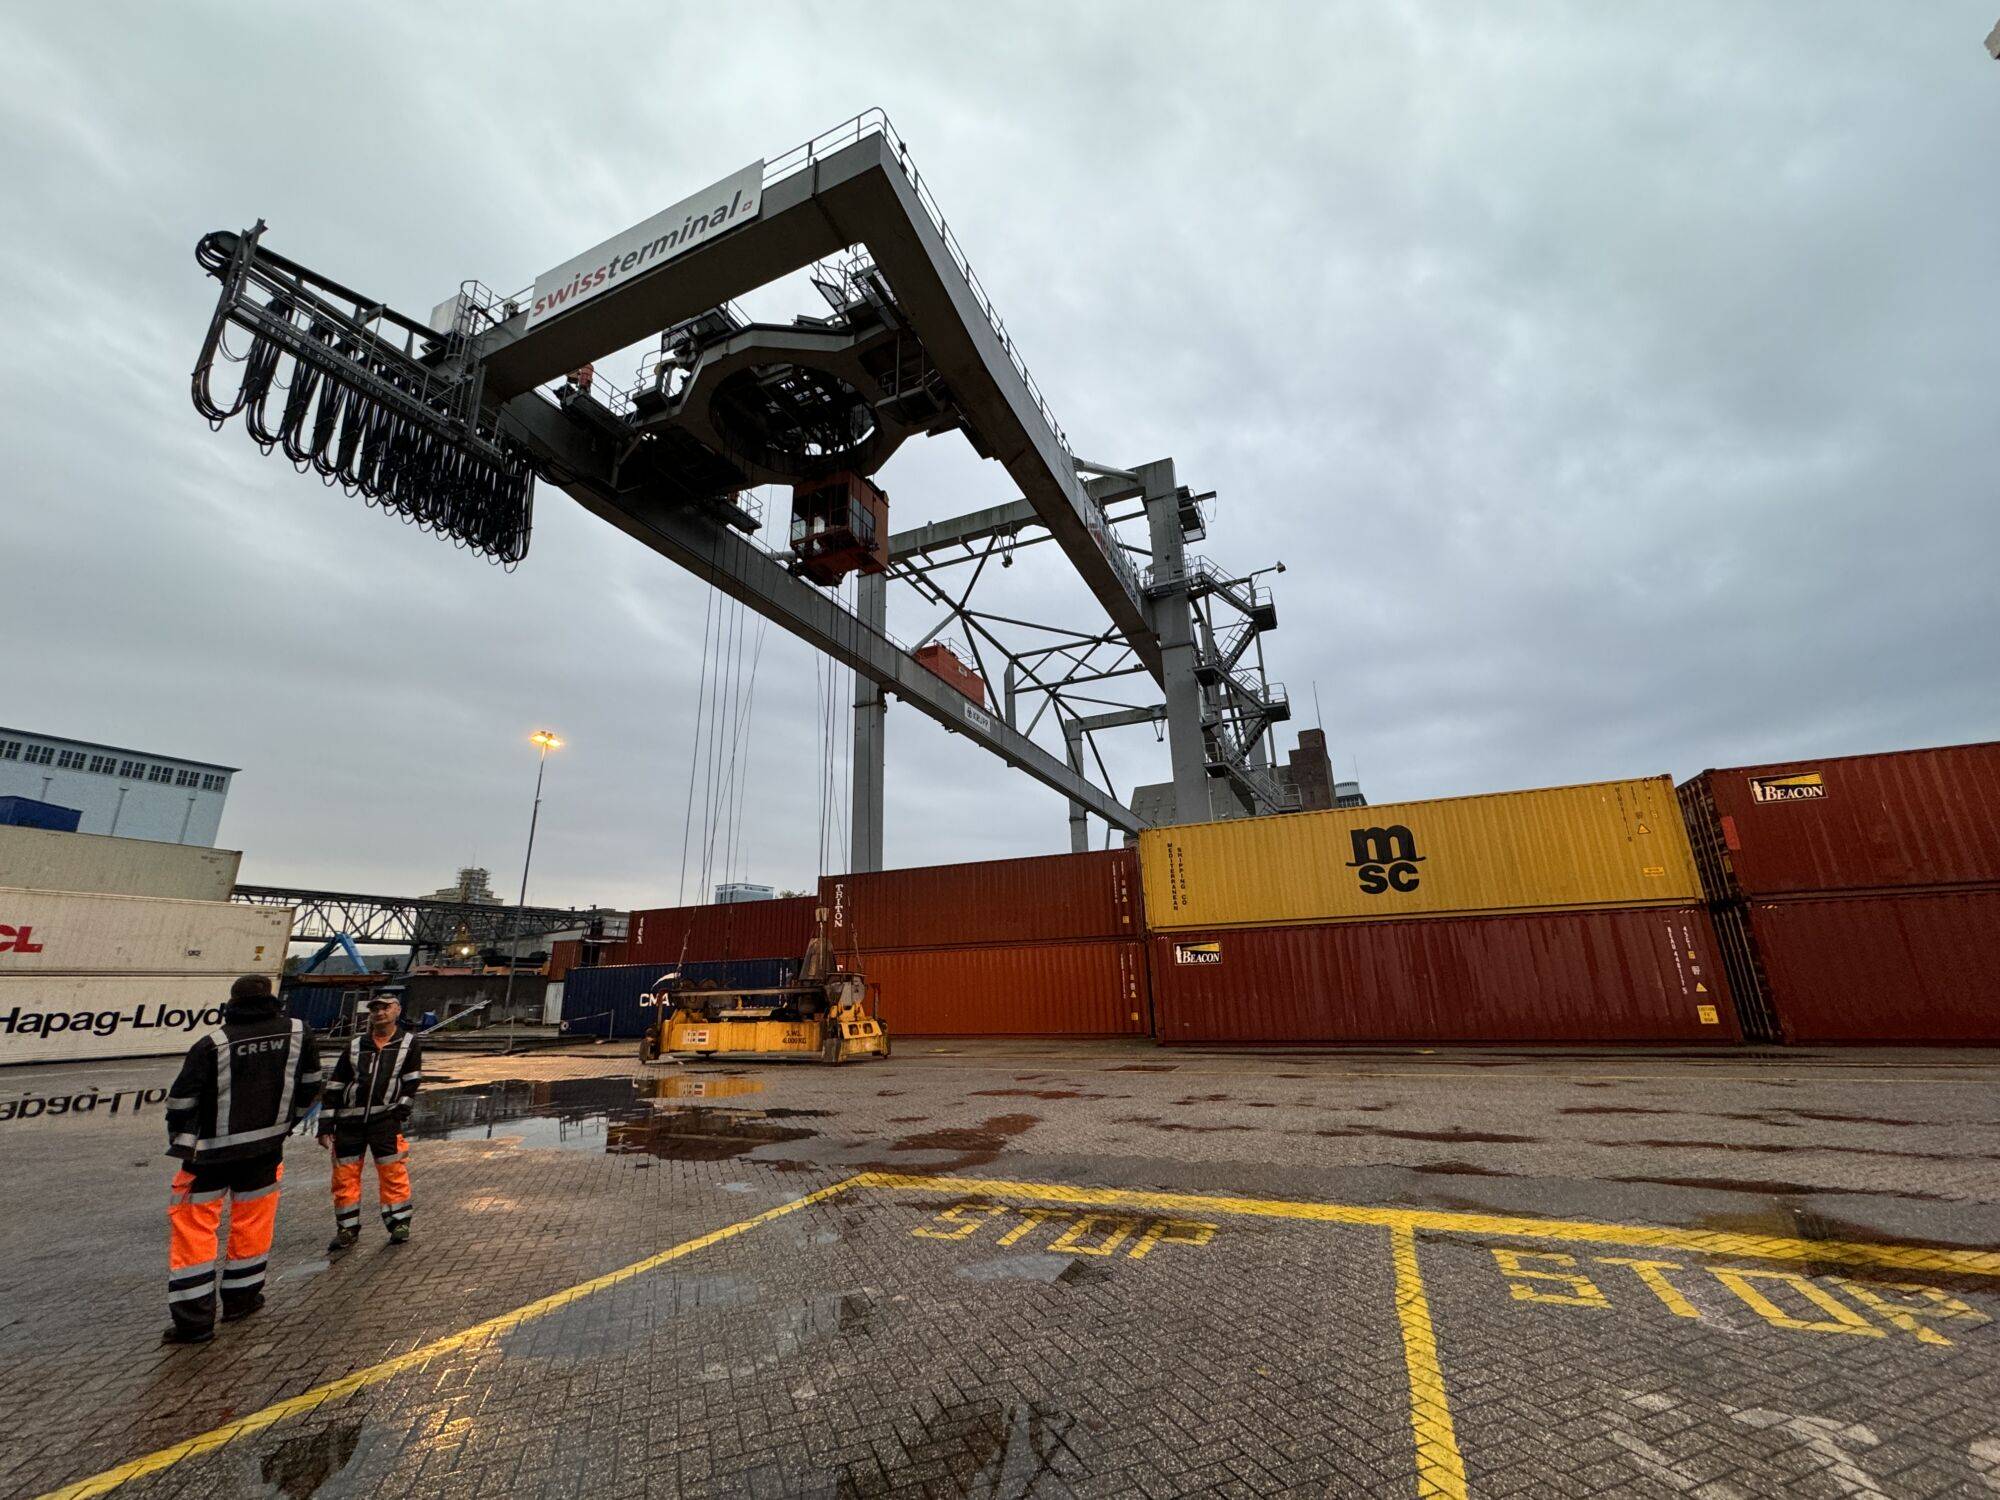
xmin=191 ymin=227 xmax=534 ymax=566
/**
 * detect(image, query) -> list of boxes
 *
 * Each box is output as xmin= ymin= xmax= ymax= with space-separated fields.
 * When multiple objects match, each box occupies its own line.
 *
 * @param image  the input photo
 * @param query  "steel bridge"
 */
xmin=232 ymin=885 xmax=609 ymax=958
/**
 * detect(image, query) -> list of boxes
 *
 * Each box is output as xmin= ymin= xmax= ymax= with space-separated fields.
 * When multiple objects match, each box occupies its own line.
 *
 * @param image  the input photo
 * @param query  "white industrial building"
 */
xmin=0 ymin=726 xmax=235 ymax=846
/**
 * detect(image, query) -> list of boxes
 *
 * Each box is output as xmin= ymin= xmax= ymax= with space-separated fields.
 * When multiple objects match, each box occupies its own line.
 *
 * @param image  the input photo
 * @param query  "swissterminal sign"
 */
xmin=527 ymin=159 xmax=765 ymax=327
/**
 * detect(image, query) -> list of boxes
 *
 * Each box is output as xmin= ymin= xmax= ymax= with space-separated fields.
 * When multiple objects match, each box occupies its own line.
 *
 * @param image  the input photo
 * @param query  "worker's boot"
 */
xmin=326 ymin=1227 xmax=360 ymax=1255
xmin=221 ymin=1293 xmax=266 ymax=1323
xmin=387 ymin=1223 xmax=411 ymax=1245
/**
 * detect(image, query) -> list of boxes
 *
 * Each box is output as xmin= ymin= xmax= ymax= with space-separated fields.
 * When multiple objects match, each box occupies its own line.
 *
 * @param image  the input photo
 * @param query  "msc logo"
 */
xmin=1346 ymin=825 xmax=1424 ymax=895
xmin=0 ymin=925 xmax=45 ymax=954
xmin=1749 ymin=771 xmax=1826 ymax=804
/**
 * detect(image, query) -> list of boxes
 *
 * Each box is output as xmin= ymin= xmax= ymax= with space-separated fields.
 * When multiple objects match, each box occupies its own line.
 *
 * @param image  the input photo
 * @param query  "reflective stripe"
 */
xmin=195 ymin=1121 xmax=289 ymax=1150
xmin=333 ymin=1152 xmax=366 ymax=1166
xmin=207 ymin=1027 xmax=231 ymax=1137
xmin=378 ymin=1149 xmax=409 ymax=1165
xmin=402 ymin=1072 xmax=423 ymax=1084
xmin=170 ymin=1133 xmax=198 ymax=1150
xmin=298 ymin=1071 xmax=323 ymax=1085
xmin=169 ymin=1262 xmax=216 ymax=1286
xmin=165 ymin=1095 xmax=197 ymax=1110
xmin=220 ymin=1269 xmax=266 ymax=1288
xmin=233 ymin=1182 xmax=281 ymax=1203
xmin=335 ymin=1210 xmax=361 ymax=1227
xmin=223 ymin=1256 xmax=267 ymax=1274
xmin=168 ymin=1283 xmax=214 ymax=1303
xmin=187 ymin=1188 xmax=226 ymax=1204
xmin=271 ymin=1020 xmax=302 ymax=1133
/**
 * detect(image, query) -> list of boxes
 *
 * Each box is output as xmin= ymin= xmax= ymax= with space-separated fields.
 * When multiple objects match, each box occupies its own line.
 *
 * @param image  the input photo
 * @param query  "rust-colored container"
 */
xmin=547 ymin=938 xmax=583 ymax=982
xmin=1679 ymin=742 xmax=2000 ymax=900
xmin=1149 ymin=905 xmax=1738 ymax=1045
xmin=624 ymin=896 xmax=818 ymax=964
xmin=1736 ymin=889 xmax=2000 ymax=1044
xmin=822 ymin=849 xmax=1144 ymax=953
xmin=857 ymin=940 xmax=1150 ymax=1036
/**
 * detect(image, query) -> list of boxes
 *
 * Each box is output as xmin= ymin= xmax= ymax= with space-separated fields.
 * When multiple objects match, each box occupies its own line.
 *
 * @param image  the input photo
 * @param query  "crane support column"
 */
xmin=851 ymin=570 xmax=887 ymax=873
xmin=1142 ymin=459 xmax=1211 ymax=826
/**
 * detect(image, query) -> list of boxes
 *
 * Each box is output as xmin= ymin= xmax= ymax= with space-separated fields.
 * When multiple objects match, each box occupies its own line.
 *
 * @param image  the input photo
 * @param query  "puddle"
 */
xmin=405 ymin=1076 xmax=819 ymax=1162
xmin=956 ymin=1253 xmax=1109 ymax=1286
xmin=650 ymin=1076 xmax=765 ymax=1100
xmin=272 ymin=1259 xmax=331 ymax=1284
xmin=258 ymin=1418 xmax=363 ymax=1499
xmin=974 ymin=1088 xmax=1105 ymax=1101
xmin=884 ymin=1113 xmax=1038 ymax=1170
xmin=879 ymin=1394 xmax=1082 ymax=1496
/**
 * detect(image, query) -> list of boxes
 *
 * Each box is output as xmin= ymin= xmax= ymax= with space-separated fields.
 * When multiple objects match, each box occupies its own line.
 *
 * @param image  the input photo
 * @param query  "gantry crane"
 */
xmin=187 ymin=110 xmax=1299 ymax=864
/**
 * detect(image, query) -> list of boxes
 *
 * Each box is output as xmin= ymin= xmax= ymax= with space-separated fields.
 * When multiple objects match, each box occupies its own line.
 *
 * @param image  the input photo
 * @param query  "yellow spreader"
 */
xmin=639 ymin=917 xmax=890 ymax=1065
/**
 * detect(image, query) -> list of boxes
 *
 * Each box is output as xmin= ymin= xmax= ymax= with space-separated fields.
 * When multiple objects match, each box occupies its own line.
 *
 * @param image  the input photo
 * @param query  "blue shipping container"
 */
xmin=0 ymin=796 xmax=83 ymax=832
xmin=561 ymin=958 xmax=801 ymax=1038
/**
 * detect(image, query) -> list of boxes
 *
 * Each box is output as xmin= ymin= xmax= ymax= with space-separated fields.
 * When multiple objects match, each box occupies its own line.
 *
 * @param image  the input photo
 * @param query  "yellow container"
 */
xmin=1140 ymin=776 xmax=1702 ymax=931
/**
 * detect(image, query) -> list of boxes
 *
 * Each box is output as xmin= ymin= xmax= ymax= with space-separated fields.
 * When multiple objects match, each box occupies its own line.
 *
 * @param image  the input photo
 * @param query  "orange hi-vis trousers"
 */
xmin=168 ymin=1153 xmax=283 ymax=1335
xmin=332 ymin=1127 xmax=412 ymax=1235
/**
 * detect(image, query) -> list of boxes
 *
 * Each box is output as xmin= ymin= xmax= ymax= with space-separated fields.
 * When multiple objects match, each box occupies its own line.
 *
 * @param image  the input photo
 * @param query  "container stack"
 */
xmin=622 ymin=895 xmax=817 ymax=969
xmin=1141 ymin=777 xmax=1737 ymax=1044
xmin=0 ymin=850 xmax=290 ymax=1065
xmin=820 ymin=849 xmax=1150 ymax=1036
xmin=1678 ymin=742 xmax=2000 ymax=1043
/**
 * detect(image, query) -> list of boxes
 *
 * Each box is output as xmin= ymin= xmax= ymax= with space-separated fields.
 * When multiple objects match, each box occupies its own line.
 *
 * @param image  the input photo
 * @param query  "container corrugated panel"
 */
xmin=0 ymin=826 xmax=243 ymax=902
xmin=1141 ymin=777 xmax=1700 ymax=932
xmin=624 ymin=896 xmax=817 ymax=964
xmin=856 ymin=941 xmax=1149 ymax=1036
xmin=1682 ymin=742 xmax=2000 ymax=899
xmin=0 ymin=889 xmax=292 ymax=974
xmin=547 ymin=939 xmax=583 ymax=982
xmin=0 ymin=974 xmax=239 ymax=1065
xmin=1706 ymin=903 xmax=1781 ymax=1042
xmin=1149 ymin=905 xmax=1737 ymax=1045
xmin=822 ymin=849 xmax=1143 ymax=952
xmin=1743 ymin=889 xmax=2000 ymax=1044
xmin=560 ymin=959 xmax=803 ymax=1038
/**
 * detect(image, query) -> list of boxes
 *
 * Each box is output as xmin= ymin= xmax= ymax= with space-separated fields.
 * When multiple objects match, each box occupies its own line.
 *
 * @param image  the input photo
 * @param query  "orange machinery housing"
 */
xmin=912 ymin=642 xmax=985 ymax=708
xmin=791 ymin=472 xmax=888 ymax=586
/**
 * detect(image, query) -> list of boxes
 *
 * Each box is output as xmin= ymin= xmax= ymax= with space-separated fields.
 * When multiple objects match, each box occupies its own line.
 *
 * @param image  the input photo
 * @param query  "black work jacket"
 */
xmin=165 ymin=996 xmax=322 ymax=1164
xmin=324 ymin=1025 xmax=423 ymax=1131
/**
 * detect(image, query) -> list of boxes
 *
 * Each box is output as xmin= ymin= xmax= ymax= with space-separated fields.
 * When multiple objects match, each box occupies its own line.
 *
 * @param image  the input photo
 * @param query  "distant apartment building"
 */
xmin=0 ymin=726 xmax=234 ymax=846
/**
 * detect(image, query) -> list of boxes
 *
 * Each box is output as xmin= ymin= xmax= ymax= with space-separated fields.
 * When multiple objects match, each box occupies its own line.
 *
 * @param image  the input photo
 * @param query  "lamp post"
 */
xmin=501 ymin=730 xmax=562 ymax=1054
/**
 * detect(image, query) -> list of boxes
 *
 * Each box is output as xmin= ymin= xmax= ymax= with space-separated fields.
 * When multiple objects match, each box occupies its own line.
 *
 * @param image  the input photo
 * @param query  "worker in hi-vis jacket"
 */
xmin=319 ymin=986 xmax=423 ymax=1252
xmin=163 ymin=973 xmax=322 ymax=1344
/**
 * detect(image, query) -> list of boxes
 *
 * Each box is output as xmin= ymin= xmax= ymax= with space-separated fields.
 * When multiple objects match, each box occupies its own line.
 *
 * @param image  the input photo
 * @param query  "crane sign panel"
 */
xmin=527 ymin=160 xmax=764 ymax=327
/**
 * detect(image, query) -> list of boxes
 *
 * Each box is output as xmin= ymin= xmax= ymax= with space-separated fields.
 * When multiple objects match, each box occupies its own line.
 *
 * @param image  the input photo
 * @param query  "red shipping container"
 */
xmin=1149 ymin=906 xmax=1738 ymax=1045
xmin=625 ymin=896 xmax=818 ymax=964
xmin=547 ymin=939 xmax=583 ymax=982
xmin=1741 ymin=889 xmax=2000 ymax=1044
xmin=1680 ymin=742 xmax=2000 ymax=900
xmin=822 ymin=849 xmax=1143 ymax=953
xmin=857 ymin=941 xmax=1150 ymax=1036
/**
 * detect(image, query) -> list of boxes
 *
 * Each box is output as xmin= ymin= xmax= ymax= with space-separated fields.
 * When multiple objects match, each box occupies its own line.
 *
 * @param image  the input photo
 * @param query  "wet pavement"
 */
xmin=1 ymin=1039 xmax=1997 ymax=1497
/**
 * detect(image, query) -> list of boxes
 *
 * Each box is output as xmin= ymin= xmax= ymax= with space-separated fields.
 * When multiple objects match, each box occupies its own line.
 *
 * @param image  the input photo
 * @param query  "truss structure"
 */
xmin=189 ymin=110 xmax=1298 ymax=868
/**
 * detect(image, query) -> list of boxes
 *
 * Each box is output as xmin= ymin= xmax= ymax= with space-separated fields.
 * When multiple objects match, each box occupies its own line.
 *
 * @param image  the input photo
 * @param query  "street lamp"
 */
xmin=501 ymin=730 xmax=563 ymax=1052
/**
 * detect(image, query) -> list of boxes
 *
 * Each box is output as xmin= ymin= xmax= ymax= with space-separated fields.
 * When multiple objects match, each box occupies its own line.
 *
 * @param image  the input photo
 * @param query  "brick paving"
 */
xmin=1 ymin=1040 xmax=1996 ymax=1498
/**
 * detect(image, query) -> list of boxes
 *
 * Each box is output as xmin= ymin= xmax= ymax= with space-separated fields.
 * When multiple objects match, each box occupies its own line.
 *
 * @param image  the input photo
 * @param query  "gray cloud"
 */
xmin=2 ymin=3 xmax=1993 ymax=910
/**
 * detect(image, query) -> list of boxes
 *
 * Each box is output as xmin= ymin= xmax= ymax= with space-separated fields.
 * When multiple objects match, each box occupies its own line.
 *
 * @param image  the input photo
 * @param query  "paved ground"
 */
xmin=2 ymin=1039 xmax=1998 ymax=1498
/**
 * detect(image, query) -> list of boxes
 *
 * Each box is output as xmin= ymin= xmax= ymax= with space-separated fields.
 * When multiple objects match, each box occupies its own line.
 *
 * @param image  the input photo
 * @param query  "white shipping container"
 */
xmin=0 ymin=889 xmax=292 ymax=975
xmin=0 ymin=973 xmax=247 ymax=1065
xmin=0 ymin=825 xmax=242 ymax=901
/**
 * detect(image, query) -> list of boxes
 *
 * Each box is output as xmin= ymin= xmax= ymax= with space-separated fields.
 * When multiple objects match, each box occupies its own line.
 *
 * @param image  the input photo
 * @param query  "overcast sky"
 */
xmin=3 ymin=5 xmax=1995 ymax=912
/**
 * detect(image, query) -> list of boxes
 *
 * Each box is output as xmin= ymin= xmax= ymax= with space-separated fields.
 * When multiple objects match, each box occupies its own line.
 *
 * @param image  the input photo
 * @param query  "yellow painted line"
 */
xmin=853 ymin=1173 xmax=2000 ymax=1277
xmin=37 ymin=1177 xmax=865 ymax=1500
xmin=1390 ymin=1227 xmax=1470 ymax=1500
